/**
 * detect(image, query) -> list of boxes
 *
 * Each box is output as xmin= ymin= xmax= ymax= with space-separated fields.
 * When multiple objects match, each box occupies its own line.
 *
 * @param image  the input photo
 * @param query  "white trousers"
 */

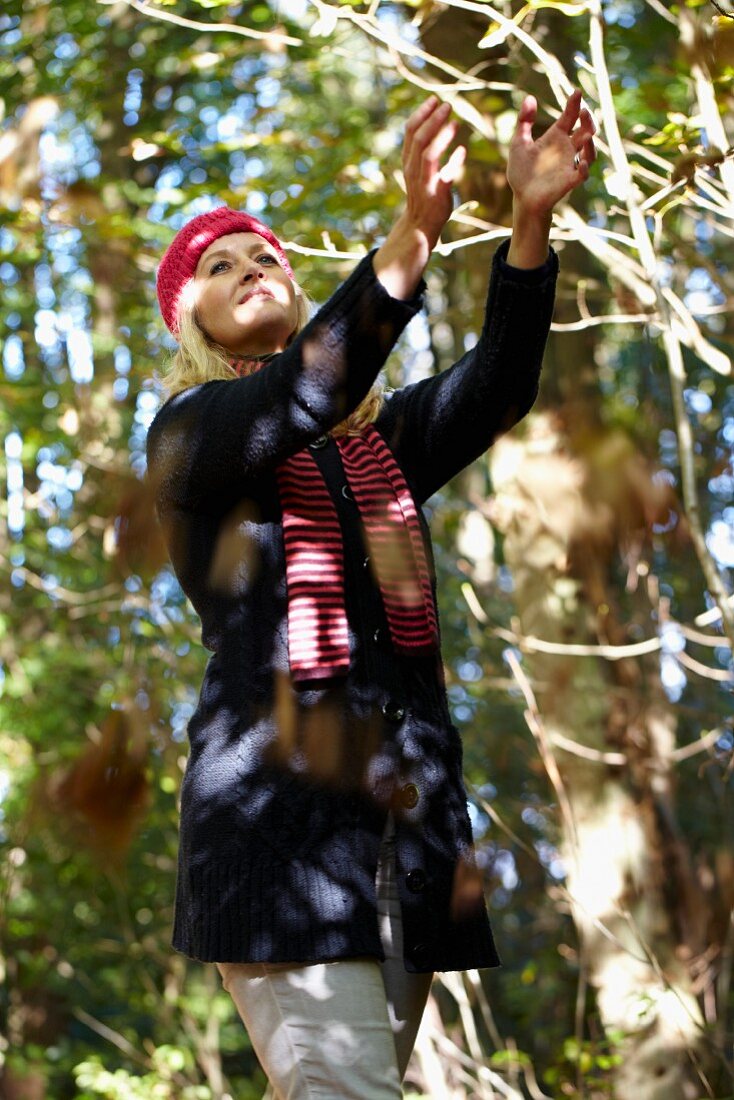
xmin=216 ymin=817 xmax=433 ymax=1099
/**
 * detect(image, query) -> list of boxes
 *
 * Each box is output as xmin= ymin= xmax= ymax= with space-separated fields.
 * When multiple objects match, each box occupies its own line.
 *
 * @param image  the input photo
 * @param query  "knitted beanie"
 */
xmin=156 ymin=206 xmax=293 ymax=334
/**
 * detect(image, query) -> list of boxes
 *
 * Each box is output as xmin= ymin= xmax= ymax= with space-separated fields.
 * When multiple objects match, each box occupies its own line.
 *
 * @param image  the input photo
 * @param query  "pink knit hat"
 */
xmin=156 ymin=206 xmax=293 ymax=334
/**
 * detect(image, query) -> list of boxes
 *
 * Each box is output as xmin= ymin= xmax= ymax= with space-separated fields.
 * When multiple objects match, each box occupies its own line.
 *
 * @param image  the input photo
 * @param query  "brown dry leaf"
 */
xmin=47 ymin=708 xmax=149 ymax=863
xmin=208 ymin=499 xmax=262 ymax=595
xmin=450 ymin=850 xmax=485 ymax=922
xmin=112 ymin=476 xmax=169 ymax=577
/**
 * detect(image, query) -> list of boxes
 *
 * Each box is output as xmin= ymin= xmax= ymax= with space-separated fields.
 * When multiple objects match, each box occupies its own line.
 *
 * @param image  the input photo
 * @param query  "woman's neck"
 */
xmin=229 ymin=350 xmax=278 ymax=377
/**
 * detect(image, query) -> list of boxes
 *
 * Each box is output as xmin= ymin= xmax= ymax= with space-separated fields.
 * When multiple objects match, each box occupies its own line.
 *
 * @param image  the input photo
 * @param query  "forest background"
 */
xmin=0 ymin=0 xmax=733 ymax=1096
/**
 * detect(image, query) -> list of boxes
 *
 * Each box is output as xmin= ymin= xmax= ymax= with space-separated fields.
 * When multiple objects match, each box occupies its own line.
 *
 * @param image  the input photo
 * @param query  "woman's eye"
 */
xmin=258 ymin=254 xmax=277 ymax=265
xmin=210 ymin=260 xmax=229 ymax=275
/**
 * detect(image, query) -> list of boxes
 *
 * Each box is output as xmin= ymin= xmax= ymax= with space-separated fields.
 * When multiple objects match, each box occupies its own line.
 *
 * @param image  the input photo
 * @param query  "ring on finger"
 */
xmin=573 ymin=151 xmax=582 ymax=169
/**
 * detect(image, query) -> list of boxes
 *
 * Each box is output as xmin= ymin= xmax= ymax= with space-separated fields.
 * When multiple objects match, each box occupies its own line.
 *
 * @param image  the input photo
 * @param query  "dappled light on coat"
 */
xmin=208 ymin=499 xmax=262 ymax=595
xmin=301 ymin=324 xmax=349 ymax=423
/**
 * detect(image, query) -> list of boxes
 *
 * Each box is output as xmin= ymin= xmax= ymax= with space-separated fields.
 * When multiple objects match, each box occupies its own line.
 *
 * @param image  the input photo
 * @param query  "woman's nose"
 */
xmin=240 ymin=261 xmax=264 ymax=282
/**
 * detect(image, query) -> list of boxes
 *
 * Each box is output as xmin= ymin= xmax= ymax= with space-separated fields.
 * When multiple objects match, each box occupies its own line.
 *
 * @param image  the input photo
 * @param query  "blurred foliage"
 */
xmin=0 ymin=0 xmax=732 ymax=1096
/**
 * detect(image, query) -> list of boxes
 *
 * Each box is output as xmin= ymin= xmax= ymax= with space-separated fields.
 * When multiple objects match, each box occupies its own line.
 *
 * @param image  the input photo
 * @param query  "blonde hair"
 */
xmin=157 ymin=278 xmax=384 ymax=438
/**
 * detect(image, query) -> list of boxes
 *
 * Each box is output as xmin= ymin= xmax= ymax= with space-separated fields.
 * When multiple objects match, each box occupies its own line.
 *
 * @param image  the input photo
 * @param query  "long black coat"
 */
xmin=145 ymin=241 xmax=558 ymax=971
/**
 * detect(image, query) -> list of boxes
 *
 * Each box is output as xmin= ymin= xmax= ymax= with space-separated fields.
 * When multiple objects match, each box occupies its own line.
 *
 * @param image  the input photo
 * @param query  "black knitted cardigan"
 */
xmin=145 ymin=240 xmax=558 ymax=971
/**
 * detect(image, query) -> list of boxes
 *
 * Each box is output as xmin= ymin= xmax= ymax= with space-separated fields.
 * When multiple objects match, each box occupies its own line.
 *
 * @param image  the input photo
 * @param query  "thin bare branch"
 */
xmin=71 ymin=1006 xmax=148 ymax=1064
xmin=675 ymin=648 xmax=734 ymax=683
xmin=385 ymin=40 xmax=489 ymax=97
xmin=694 ymin=171 xmax=734 ymax=216
xmin=679 ymin=624 xmax=732 ymax=648
xmin=440 ymin=972 xmax=496 ymax=1099
xmin=555 ymin=206 xmax=656 ymax=305
xmin=639 ymin=177 xmax=689 ymax=212
xmin=670 ymin=727 xmax=730 ymax=762
xmin=464 ymin=969 xmax=506 ymax=1054
xmin=695 ymin=595 xmax=734 ymax=628
xmin=664 ymin=286 xmax=731 ymax=375
xmin=495 ymin=623 xmax=662 ymax=658
xmin=98 ymin=0 xmax=303 ymax=46
xmin=641 ymin=0 xmax=679 ymax=21
xmin=2 ymin=563 xmax=121 ymax=605
xmin=625 ymin=136 xmax=682 ymax=174
xmin=716 ymin=907 xmax=734 ymax=1050
xmin=461 ymin=581 xmax=731 ymax=659
xmin=505 ymin=651 xmax=579 ymax=854
xmin=633 ymin=159 xmax=680 ymax=190
xmin=613 ymin=906 xmax=721 ymax=1090
xmin=551 ymin=311 xmax=653 ymax=331
xmin=550 ymin=732 xmax=627 ymax=766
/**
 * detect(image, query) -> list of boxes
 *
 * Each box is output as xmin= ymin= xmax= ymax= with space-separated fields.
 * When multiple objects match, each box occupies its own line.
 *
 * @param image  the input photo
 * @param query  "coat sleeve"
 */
xmin=377 ymin=240 xmax=559 ymax=504
xmin=145 ymin=250 xmax=425 ymax=513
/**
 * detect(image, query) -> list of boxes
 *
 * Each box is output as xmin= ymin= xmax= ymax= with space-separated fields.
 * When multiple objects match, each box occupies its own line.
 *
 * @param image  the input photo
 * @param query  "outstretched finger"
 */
xmin=556 ymin=89 xmax=583 ymax=135
xmin=404 ymin=102 xmax=451 ymax=170
xmin=513 ymin=95 xmax=537 ymax=146
xmin=573 ymin=137 xmax=596 ymax=178
xmin=404 ymin=95 xmax=440 ymax=140
xmin=572 ymin=108 xmax=597 ymax=169
xmin=422 ymin=118 xmax=460 ymax=171
xmin=575 ymin=106 xmax=597 ymax=145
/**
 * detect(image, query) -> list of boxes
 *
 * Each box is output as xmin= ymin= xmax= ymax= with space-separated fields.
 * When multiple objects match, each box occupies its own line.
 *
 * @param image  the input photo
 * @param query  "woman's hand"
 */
xmin=508 ymin=90 xmax=596 ymax=213
xmin=401 ymin=96 xmax=466 ymax=248
xmin=506 ymin=90 xmax=596 ymax=268
xmin=373 ymin=97 xmax=465 ymax=301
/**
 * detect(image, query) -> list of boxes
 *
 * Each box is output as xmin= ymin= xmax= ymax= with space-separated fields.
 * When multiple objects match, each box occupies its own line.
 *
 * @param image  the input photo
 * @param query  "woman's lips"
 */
xmin=238 ymin=287 xmax=275 ymax=305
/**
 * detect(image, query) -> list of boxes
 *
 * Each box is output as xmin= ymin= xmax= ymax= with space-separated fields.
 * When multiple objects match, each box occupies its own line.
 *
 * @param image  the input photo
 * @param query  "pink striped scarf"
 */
xmin=276 ymin=425 xmax=439 ymax=681
xmin=230 ymin=355 xmax=438 ymax=681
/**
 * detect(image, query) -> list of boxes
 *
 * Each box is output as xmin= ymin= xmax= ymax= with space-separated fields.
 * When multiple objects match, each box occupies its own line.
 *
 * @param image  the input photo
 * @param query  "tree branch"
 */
xmin=98 ymin=0 xmax=303 ymax=46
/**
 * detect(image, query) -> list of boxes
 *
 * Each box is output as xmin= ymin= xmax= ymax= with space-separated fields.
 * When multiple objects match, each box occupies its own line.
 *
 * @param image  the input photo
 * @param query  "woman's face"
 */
xmin=193 ymin=231 xmax=298 ymax=356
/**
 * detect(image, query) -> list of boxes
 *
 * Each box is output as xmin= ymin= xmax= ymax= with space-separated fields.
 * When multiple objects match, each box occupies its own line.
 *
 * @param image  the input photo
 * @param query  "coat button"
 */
xmin=373 ymin=627 xmax=381 ymax=644
xmin=382 ymin=700 xmax=406 ymax=723
xmin=399 ymin=783 xmax=420 ymax=809
xmin=341 ymin=484 xmax=354 ymax=501
xmin=406 ymin=869 xmax=426 ymax=893
xmin=363 ymin=556 xmax=370 ymax=570
xmin=309 ymin=434 xmax=329 ymax=450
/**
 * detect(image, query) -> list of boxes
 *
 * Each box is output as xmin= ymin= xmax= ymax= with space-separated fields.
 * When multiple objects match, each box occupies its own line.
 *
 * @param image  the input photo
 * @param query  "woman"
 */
xmin=146 ymin=91 xmax=595 ymax=1098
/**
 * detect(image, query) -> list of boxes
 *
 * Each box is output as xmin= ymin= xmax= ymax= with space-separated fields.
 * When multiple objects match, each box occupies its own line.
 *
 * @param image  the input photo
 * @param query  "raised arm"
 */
xmin=378 ymin=243 xmax=557 ymax=503
xmin=378 ymin=90 xmax=596 ymax=502
xmin=372 ymin=96 xmax=466 ymax=300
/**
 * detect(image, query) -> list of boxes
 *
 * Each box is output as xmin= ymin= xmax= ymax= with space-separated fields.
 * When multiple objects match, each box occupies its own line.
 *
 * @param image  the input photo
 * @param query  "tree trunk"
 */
xmin=488 ymin=412 xmax=714 ymax=1098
